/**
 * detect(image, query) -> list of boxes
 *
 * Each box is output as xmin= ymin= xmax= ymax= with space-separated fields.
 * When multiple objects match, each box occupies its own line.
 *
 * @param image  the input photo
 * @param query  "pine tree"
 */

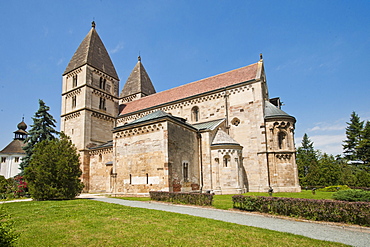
xmin=20 ymin=100 xmax=59 ymax=173
xmin=357 ymin=121 xmax=370 ymax=168
xmin=296 ymin=133 xmax=318 ymax=186
xmin=343 ymin=111 xmax=363 ymax=162
xmin=25 ymin=133 xmax=84 ymax=200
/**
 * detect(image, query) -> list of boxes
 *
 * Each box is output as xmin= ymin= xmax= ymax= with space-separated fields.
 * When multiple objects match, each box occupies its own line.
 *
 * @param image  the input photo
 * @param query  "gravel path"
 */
xmin=92 ymin=197 xmax=370 ymax=247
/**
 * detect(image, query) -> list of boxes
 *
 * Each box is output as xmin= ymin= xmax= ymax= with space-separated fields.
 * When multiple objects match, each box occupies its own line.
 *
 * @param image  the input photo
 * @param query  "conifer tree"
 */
xmin=343 ymin=111 xmax=363 ymax=162
xmin=20 ymin=100 xmax=59 ymax=173
xmin=296 ymin=133 xmax=318 ymax=186
xmin=25 ymin=133 xmax=84 ymax=200
xmin=357 ymin=121 xmax=370 ymax=167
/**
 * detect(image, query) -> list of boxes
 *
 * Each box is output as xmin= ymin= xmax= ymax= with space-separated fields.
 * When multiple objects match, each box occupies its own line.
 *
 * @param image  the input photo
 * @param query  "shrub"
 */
xmin=333 ymin=189 xmax=370 ymax=202
xmin=0 ymin=206 xmax=18 ymax=246
xmin=150 ymin=191 xmax=213 ymax=206
xmin=25 ymin=134 xmax=84 ymax=200
xmin=232 ymin=195 xmax=370 ymax=226
xmin=318 ymin=185 xmax=350 ymax=192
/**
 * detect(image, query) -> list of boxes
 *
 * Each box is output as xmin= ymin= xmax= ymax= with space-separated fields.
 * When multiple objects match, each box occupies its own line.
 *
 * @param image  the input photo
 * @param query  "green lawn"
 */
xmin=6 ymin=199 xmax=346 ymax=247
xmin=115 ymin=190 xmax=335 ymax=210
xmin=213 ymin=190 xmax=335 ymax=210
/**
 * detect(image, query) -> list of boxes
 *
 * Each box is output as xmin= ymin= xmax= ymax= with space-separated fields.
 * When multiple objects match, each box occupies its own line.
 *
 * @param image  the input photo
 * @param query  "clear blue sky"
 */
xmin=1 ymin=0 xmax=369 ymax=155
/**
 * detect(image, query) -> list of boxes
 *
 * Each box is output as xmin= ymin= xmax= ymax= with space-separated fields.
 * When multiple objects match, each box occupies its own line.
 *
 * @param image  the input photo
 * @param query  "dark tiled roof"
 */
xmin=114 ymin=110 xmax=193 ymax=132
xmin=192 ymin=119 xmax=225 ymax=131
xmin=120 ymin=58 xmax=156 ymax=98
xmin=63 ymin=27 xmax=119 ymax=79
xmin=264 ymin=101 xmax=295 ymax=120
xmin=89 ymin=140 xmax=113 ymax=150
xmin=129 ymin=110 xmax=173 ymax=124
xmin=0 ymin=139 xmax=26 ymax=154
xmin=119 ymin=62 xmax=259 ymax=116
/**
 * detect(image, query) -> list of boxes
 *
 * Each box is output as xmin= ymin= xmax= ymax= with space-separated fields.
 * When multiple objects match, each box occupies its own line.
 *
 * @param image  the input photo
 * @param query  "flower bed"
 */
xmin=232 ymin=195 xmax=370 ymax=226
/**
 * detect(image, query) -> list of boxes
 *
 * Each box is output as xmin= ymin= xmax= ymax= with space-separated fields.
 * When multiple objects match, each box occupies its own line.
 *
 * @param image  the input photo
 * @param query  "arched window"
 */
xmin=223 ymin=155 xmax=231 ymax=167
xmin=73 ymin=75 xmax=78 ymax=87
xmin=72 ymin=95 xmax=77 ymax=108
xmin=99 ymin=97 xmax=106 ymax=110
xmin=191 ymin=106 xmax=199 ymax=122
xmin=99 ymin=77 xmax=106 ymax=90
xmin=278 ymin=131 xmax=287 ymax=149
xmin=99 ymin=154 xmax=102 ymax=162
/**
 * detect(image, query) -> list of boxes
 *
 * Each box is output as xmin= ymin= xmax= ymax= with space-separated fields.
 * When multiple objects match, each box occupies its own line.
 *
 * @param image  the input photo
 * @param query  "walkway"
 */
xmin=89 ymin=196 xmax=370 ymax=247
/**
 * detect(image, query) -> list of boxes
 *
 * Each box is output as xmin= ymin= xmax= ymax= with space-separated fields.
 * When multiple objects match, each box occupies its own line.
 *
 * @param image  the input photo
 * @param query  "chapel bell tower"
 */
xmin=60 ymin=22 xmax=119 ymax=188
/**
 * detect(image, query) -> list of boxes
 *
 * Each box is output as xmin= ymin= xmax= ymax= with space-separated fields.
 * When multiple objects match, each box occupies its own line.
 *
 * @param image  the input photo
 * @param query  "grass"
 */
xmin=6 ymin=199 xmax=347 ymax=247
xmin=213 ymin=190 xmax=335 ymax=210
xmin=114 ymin=191 xmax=335 ymax=210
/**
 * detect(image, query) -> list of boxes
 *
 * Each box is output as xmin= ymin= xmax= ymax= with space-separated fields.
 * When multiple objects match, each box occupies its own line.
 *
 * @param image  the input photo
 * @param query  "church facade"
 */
xmin=61 ymin=22 xmax=300 ymax=195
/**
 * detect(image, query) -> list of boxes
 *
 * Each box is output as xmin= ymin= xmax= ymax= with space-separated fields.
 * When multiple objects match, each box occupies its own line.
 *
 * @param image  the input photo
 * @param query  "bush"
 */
xmin=150 ymin=191 xmax=213 ymax=206
xmin=0 ymin=206 xmax=18 ymax=246
xmin=232 ymin=195 xmax=370 ymax=226
xmin=318 ymin=185 xmax=350 ymax=192
xmin=25 ymin=134 xmax=84 ymax=200
xmin=333 ymin=189 xmax=370 ymax=202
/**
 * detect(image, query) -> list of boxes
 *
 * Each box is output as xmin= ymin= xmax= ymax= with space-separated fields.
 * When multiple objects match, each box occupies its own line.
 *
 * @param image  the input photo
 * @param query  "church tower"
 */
xmin=61 ymin=22 xmax=119 ymax=189
xmin=119 ymin=56 xmax=156 ymax=104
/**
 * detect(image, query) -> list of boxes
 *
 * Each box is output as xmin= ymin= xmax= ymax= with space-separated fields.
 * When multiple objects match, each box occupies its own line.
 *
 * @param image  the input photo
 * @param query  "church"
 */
xmin=61 ymin=22 xmax=300 ymax=195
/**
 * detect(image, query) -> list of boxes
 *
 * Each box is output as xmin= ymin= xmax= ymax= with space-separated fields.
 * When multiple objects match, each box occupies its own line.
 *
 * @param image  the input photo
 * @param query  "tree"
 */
xmin=343 ymin=111 xmax=363 ymax=162
xmin=25 ymin=133 xmax=84 ymax=200
xmin=20 ymin=100 xmax=59 ymax=173
xmin=357 ymin=121 xmax=370 ymax=168
xmin=296 ymin=133 xmax=319 ymax=186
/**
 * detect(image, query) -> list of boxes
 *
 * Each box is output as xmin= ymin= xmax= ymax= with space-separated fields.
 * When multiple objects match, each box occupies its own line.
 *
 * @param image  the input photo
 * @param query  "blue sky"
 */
xmin=0 ymin=1 xmax=369 ymax=155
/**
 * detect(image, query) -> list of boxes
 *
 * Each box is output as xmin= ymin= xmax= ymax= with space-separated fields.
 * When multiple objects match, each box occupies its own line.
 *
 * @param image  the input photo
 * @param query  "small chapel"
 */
xmin=0 ymin=119 xmax=28 ymax=179
xmin=61 ymin=22 xmax=301 ymax=195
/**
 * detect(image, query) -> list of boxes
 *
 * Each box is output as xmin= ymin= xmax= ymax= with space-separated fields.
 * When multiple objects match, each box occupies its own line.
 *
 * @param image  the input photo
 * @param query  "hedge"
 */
xmin=232 ymin=195 xmax=370 ymax=226
xmin=333 ymin=189 xmax=370 ymax=202
xmin=149 ymin=191 xmax=213 ymax=206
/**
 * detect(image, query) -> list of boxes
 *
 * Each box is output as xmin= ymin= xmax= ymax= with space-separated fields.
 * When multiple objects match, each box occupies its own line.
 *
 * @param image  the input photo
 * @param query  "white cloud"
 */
xmin=308 ymin=124 xmax=346 ymax=132
xmin=295 ymin=133 xmax=346 ymax=156
xmin=110 ymin=42 xmax=124 ymax=54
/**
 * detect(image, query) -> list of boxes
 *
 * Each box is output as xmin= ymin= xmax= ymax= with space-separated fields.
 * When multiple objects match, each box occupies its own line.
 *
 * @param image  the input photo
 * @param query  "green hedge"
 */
xmin=149 ymin=191 xmax=213 ymax=206
xmin=232 ymin=195 xmax=370 ymax=226
xmin=333 ymin=189 xmax=370 ymax=202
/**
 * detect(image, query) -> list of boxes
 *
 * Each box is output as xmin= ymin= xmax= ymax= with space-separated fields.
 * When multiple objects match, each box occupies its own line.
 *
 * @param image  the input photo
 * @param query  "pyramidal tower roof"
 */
xmin=120 ymin=56 xmax=156 ymax=98
xmin=63 ymin=22 xmax=119 ymax=80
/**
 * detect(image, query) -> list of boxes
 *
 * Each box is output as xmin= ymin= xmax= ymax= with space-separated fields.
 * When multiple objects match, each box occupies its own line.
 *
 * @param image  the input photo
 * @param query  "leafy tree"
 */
xmin=20 ymin=100 xmax=59 ymax=173
xmin=355 ymin=169 xmax=370 ymax=187
xmin=343 ymin=111 xmax=363 ymax=162
xmin=296 ymin=133 xmax=318 ymax=186
xmin=357 ymin=121 xmax=370 ymax=168
xmin=315 ymin=153 xmax=342 ymax=186
xmin=25 ymin=133 xmax=84 ymax=200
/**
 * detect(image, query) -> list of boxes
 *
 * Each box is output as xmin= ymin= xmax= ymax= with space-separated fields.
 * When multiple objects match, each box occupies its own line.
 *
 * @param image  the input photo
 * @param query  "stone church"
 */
xmin=61 ymin=22 xmax=300 ymax=195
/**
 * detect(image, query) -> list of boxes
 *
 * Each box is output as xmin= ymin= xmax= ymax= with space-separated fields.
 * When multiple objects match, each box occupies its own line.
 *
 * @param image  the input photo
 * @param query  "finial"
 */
xmin=138 ymin=55 xmax=141 ymax=62
xmin=260 ymin=53 xmax=263 ymax=60
xmin=92 ymin=21 xmax=96 ymax=29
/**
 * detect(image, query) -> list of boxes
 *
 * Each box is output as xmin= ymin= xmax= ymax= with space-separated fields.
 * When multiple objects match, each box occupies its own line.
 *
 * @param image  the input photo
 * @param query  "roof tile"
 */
xmin=119 ymin=62 xmax=258 ymax=115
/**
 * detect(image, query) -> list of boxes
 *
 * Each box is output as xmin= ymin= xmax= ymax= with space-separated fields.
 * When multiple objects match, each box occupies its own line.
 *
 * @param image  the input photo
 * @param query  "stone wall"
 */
xmin=88 ymin=147 xmax=114 ymax=192
xmin=167 ymin=121 xmax=199 ymax=192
